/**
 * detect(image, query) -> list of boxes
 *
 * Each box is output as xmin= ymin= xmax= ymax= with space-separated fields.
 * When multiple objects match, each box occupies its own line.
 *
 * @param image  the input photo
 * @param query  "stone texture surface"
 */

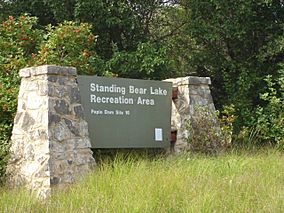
xmin=6 ymin=65 xmax=95 ymax=199
xmin=164 ymin=76 xmax=216 ymax=153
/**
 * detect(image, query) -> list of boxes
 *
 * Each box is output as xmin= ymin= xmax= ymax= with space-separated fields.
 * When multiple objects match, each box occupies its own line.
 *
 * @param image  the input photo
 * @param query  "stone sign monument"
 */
xmin=6 ymin=64 xmax=216 ymax=199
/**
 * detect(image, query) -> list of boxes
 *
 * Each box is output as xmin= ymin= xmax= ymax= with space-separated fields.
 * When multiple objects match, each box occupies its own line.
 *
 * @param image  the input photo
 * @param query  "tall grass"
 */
xmin=1 ymin=149 xmax=283 ymax=212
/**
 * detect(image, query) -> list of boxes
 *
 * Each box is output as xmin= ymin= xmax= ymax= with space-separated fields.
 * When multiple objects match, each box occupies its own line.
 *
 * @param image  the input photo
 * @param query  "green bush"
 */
xmin=254 ymin=72 xmax=284 ymax=148
xmin=235 ymin=72 xmax=284 ymax=149
xmin=186 ymin=106 xmax=234 ymax=155
xmin=35 ymin=21 xmax=104 ymax=75
xmin=0 ymin=15 xmax=41 ymax=184
xmin=0 ymin=125 xmax=11 ymax=184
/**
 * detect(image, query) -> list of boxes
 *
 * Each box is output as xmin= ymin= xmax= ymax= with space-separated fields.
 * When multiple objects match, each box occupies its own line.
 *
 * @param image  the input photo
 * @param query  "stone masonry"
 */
xmin=6 ymin=65 xmax=96 ymax=198
xmin=165 ymin=76 xmax=215 ymax=153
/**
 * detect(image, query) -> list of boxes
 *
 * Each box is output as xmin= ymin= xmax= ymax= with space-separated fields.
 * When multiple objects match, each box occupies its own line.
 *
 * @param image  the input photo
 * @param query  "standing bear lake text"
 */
xmin=89 ymin=83 xmax=168 ymax=116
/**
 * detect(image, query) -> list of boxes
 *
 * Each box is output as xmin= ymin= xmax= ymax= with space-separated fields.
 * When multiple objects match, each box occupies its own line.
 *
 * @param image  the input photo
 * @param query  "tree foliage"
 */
xmin=181 ymin=0 xmax=284 ymax=134
xmin=1 ymin=0 xmax=179 ymax=79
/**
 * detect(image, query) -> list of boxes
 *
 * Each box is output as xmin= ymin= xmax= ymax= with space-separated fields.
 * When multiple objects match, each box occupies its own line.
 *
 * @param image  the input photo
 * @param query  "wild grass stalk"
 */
xmin=0 ymin=149 xmax=283 ymax=212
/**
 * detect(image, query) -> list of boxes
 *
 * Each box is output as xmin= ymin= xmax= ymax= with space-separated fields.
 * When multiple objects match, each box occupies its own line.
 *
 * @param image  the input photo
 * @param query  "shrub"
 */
xmin=234 ymin=72 xmax=284 ymax=149
xmin=35 ymin=21 xmax=104 ymax=75
xmin=0 ymin=126 xmax=10 ymax=184
xmin=254 ymin=72 xmax=284 ymax=149
xmin=0 ymin=15 xmax=41 ymax=184
xmin=186 ymin=105 xmax=234 ymax=155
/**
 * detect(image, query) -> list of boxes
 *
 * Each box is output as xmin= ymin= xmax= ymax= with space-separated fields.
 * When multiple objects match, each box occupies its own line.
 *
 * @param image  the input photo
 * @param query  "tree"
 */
xmin=181 ymin=0 xmax=284 ymax=133
xmin=0 ymin=0 xmax=56 ymax=25
xmin=0 ymin=0 xmax=181 ymax=79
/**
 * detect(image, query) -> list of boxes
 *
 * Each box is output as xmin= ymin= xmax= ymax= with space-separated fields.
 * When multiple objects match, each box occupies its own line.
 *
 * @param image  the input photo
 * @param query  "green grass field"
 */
xmin=0 ymin=149 xmax=283 ymax=212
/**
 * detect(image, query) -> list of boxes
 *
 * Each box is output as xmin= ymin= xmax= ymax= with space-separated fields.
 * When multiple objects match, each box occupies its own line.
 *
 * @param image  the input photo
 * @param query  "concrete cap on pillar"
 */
xmin=19 ymin=65 xmax=77 ymax=78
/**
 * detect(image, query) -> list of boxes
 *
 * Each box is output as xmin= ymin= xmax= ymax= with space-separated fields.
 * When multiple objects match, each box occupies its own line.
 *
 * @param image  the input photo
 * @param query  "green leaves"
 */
xmin=36 ymin=21 xmax=103 ymax=75
xmin=255 ymin=73 xmax=284 ymax=148
xmin=106 ymin=42 xmax=172 ymax=80
xmin=182 ymin=0 xmax=284 ymax=137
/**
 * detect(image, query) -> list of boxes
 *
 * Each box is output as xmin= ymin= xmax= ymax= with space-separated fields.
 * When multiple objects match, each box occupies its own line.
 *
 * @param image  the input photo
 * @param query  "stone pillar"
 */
xmin=6 ymin=65 xmax=96 ymax=198
xmin=188 ymin=76 xmax=215 ymax=116
xmin=165 ymin=76 xmax=215 ymax=153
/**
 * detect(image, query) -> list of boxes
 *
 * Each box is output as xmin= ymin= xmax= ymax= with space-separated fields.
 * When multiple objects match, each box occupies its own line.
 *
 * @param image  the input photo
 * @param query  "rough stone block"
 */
xmin=19 ymin=68 xmax=31 ymax=78
xmin=54 ymin=99 xmax=71 ymax=115
xmin=188 ymin=76 xmax=211 ymax=85
xmin=70 ymin=87 xmax=81 ymax=104
xmin=26 ymin=92 xmax=43 ymax=109
xmin=73 ymin=105 xmax=84 ymax=118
